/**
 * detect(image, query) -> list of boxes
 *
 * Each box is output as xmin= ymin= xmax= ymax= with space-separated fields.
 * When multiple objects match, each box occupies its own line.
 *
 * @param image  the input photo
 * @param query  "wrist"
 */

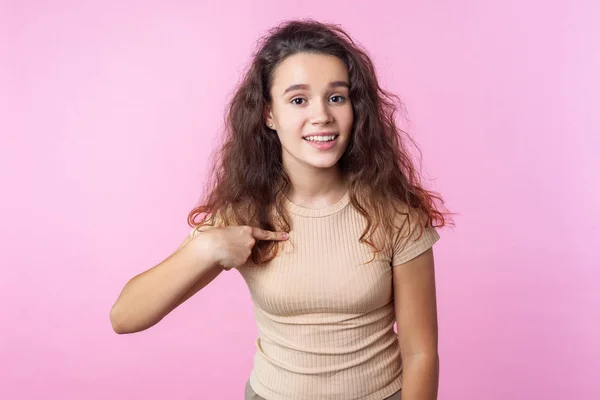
xmin=188 ymin=233 xmax=220 ymax=269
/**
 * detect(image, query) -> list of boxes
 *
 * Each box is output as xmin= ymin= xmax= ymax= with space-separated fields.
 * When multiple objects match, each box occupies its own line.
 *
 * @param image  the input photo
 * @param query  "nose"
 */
xmin=309 ymin=99 xmax=333 ymax=125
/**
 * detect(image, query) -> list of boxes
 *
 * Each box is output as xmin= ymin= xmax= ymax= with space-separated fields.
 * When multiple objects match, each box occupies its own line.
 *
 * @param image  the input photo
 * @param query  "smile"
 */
xmin=303 ymin=134 xmax=339 ymax=142
xmin=302 ymin=134 xmax=339 ymax=150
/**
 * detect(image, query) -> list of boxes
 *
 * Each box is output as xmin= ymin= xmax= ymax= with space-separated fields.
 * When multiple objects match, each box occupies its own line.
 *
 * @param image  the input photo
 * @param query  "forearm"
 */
xmin=110 ymin=238 xmax=217 ymax=334
xmin=401 ymin=353 xmax=439 ymax=400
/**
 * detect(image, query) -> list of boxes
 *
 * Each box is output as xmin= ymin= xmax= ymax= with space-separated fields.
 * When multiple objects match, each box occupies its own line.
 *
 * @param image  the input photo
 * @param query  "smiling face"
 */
xmin=265 ymin=52 xmax=354 ymax=175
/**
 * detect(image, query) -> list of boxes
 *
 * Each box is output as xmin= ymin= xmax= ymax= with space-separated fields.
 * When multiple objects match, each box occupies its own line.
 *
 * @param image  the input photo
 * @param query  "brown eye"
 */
xmin=329 ymin=95 xmax=346 ymax=103
xmin=291 ymin=98 xmax=306 ymax=105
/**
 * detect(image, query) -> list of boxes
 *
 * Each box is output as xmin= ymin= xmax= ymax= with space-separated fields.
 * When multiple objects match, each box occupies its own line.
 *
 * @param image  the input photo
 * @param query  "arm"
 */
xmin=393 ymin=248 xmax=439 ymax=400
xmin=109 ymin=232 xmax=223 ymax=334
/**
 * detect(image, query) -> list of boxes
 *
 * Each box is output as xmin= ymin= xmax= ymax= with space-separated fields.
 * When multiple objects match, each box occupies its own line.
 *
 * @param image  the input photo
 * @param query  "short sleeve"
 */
xmin=189 ymin=226 xmax=202 ymax=239
xmin=391 ymin=210 xmax=440 ymax=266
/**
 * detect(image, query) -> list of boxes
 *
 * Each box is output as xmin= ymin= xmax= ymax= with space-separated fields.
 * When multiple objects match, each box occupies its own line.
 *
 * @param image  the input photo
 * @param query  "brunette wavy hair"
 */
xmin=188 ymin=19 xmax=451 ymax=265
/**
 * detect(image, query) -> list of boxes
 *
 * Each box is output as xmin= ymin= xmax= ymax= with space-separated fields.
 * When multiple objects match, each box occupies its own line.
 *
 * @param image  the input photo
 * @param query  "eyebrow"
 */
xmin=282 ymin=81 xmax=350 ymax=95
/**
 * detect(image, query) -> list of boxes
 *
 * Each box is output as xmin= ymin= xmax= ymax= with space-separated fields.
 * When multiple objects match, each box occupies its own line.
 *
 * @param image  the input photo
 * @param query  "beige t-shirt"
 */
xmin=191 ymin=192 xmax=440 ymax=400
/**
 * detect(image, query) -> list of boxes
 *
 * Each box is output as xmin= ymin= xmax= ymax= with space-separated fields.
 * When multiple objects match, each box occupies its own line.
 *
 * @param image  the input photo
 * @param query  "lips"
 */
xmin=303 ymin=134 xmax=339 ymax=150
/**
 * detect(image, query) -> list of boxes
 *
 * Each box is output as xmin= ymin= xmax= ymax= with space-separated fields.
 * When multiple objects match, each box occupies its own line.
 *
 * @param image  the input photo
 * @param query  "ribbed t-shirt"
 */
xmin=191 ymin=191 xmax=440 ymax=399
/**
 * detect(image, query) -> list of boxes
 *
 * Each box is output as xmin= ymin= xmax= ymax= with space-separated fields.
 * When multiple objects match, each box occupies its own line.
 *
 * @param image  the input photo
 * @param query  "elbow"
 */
xmin=110 ymin=304 xmax=133 ymax=334
xmin=402 ymin=350 xmax=440 ymax=366
xmin=110 ymin=303 xmax=159 ymax=334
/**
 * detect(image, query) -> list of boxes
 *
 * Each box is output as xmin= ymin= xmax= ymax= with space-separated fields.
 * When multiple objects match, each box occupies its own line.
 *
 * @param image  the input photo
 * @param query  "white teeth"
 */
xmin=304 ymin=135 xmax=337 ymax=142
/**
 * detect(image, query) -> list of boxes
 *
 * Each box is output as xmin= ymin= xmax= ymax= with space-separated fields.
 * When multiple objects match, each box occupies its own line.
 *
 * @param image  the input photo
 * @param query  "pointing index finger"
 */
xmin=251 ymin=228 xmax=288 ymax=241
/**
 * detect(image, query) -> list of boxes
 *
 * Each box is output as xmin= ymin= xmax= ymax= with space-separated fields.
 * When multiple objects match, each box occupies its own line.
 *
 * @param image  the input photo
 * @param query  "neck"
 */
xmin=284 ymin=164 xmax=347 ymax=209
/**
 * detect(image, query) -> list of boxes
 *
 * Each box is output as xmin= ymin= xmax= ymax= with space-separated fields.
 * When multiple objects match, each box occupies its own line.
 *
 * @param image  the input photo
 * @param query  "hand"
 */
xmin=193 ymin=226 xmax=289 ymax=270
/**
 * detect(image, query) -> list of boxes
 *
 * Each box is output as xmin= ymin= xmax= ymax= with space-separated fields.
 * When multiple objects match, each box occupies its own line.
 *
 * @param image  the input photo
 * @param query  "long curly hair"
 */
xmin=188 ymin=19 xmax=452 ymax=265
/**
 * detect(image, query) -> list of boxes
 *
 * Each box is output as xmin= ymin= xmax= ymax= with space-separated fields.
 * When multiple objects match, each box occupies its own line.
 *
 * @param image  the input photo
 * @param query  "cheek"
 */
xmin=338 ymin=107 xmax=354 ymax=130
xmin=276 ymin=109 xmax=306 ymax=131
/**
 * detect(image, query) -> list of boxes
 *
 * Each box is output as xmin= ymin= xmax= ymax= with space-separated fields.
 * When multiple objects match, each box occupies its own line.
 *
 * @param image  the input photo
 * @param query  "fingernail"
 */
xmin=283 ymin=233 xmax=289 ymax=239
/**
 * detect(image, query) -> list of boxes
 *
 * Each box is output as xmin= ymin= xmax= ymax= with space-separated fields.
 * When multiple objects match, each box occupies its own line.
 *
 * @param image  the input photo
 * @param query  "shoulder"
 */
xmin=189 ymin=208 xmax=229 ymax=238
xmin=390 ymin=202 xmax=440 ymax=266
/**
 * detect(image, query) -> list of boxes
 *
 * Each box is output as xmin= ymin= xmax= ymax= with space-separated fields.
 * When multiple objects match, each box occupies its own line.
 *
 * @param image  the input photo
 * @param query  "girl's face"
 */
xmin=265 ymin=52 xmax=354 ymax=174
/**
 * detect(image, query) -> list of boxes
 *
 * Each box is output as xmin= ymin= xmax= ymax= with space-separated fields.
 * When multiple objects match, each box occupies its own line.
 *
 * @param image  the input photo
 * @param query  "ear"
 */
xmin=263 ymin=104 xmax=274 ymax=127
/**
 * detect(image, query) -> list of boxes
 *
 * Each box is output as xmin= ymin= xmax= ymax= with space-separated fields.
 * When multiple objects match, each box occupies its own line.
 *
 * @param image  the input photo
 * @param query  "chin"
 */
xmin=305 ymin=158 xmax=341 ymax=170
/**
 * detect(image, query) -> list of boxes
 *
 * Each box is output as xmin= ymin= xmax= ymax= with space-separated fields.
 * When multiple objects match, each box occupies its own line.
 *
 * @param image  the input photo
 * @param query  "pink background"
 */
xmin=1 ymin=1 xmax=599 ymax=399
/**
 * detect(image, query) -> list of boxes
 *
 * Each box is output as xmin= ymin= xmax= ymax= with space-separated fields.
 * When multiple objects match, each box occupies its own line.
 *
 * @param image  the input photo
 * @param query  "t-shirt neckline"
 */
xmin=283 ymin=191 xmax=351 ymax=218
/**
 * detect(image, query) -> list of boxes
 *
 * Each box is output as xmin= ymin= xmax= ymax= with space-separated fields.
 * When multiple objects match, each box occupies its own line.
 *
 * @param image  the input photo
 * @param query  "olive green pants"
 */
xmin=244 ymin=380 xmax=401 ymax=400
